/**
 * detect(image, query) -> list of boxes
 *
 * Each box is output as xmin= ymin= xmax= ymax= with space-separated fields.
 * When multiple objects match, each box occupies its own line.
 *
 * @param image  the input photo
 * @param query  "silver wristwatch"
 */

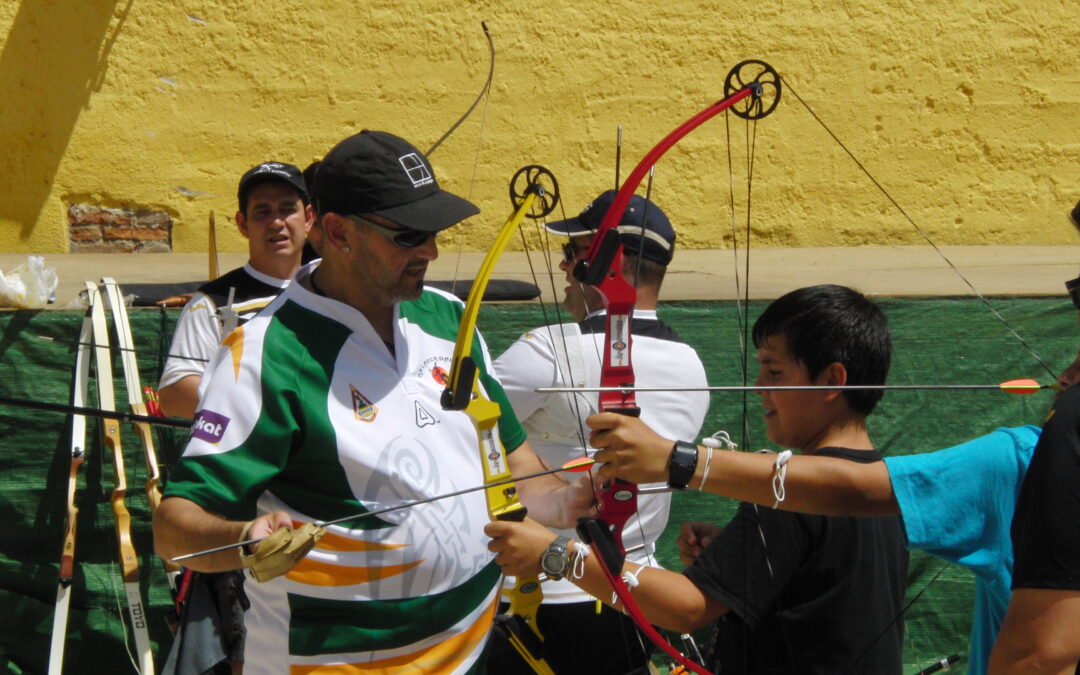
xmin=539 ymin=535 xmax=572 ymax=580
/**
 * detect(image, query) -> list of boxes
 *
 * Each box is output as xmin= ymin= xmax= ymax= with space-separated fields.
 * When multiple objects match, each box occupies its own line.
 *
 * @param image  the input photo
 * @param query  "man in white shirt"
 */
xmin=490 ymin=190 xmax=710 ymax=674
xmin=158 ymin=161 xmax=313 ymax=419
xmin=157 ymin=161 xmax=312 ymax=675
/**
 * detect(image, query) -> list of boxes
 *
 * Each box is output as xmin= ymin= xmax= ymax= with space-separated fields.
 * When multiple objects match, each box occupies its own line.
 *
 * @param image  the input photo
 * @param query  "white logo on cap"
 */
xmin=254 ymin=162 xmax=289 ymax=178
xmin=399 ymin=153 xmax=433 ymax=188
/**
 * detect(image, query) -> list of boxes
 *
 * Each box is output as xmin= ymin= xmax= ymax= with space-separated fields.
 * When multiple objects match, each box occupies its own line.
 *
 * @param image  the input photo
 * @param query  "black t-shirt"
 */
xmin=683 ymin=447 xmax=909 ymax=674
xmin=1012 ymin=384 xmax=1080 ymax=590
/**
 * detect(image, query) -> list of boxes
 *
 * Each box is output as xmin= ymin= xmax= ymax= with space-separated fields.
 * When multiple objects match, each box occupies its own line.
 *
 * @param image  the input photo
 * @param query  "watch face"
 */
xmin=541 ymin=536 xmax=570 ymax=578
xmin=541 ymin=552 xmax=565 ymax=575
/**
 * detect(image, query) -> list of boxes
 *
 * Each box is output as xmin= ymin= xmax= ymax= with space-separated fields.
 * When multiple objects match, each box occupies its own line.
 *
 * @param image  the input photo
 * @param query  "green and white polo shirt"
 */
xmin=165 ymin=263 xmax=525 ymax=674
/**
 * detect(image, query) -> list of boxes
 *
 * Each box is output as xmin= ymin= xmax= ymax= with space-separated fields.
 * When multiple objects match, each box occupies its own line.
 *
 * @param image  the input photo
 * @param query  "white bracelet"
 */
xmin=612 ymin=564 xmax=647 ymax=605
xmin=772 ymin=450 xmax=793 ymax=508
xmin=570 ymin=540 xmax=590 ymax=579
xmin=697 ymin=443 xmax=715 ymax=491
xmin=702 ymin=430 xmax=737 ymax=450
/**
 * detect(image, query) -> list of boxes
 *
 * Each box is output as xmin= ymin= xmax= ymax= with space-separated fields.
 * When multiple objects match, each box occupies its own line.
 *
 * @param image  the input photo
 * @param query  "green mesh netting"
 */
xmin=0 ymin=296 xmax=1073 ymax=673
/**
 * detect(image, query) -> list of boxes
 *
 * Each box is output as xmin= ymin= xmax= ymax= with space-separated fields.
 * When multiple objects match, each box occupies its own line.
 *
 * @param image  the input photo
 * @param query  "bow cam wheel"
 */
xmin=724 ymin=60 xmax=781 ymax=120
xmin=509 ymin=165 xmax=560 ymax=219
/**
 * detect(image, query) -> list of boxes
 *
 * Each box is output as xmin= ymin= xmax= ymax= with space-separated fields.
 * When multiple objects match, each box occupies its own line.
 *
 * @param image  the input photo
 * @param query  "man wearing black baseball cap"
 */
xmin=159 ymin=160 xmax=313 ymax=419
xmin=155 ymin=131 xmax=592 ymax=674
xmin=312 ymin=130 xmax=480 ymax=232
xmin=490 ymin=189 xmax=709 ymax=674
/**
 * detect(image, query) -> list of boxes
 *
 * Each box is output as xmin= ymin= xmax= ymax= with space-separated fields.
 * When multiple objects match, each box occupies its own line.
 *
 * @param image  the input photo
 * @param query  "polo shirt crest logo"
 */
xmin=350 ymin=384 xmax=378 ymax=422
xmin=414 ymin=400 xmax=438 ymax=427
xmin=398 ymin=153 xmax=433 ymax=188
xmin=431 ymin=366 xmax=448 ymax=386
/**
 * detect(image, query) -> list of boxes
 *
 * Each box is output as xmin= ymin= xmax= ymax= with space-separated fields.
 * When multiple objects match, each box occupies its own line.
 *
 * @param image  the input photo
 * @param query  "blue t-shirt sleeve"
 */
xmin=884 ymin=426 xmax=1039 ymax=576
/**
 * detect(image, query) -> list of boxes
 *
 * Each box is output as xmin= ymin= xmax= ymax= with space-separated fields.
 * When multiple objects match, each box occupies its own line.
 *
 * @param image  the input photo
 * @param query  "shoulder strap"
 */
xmin=547 ymin=322 xmax=598 ymax=418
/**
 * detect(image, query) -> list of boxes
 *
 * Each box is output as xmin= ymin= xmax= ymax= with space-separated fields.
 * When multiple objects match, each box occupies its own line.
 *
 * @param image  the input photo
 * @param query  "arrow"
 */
xmin=170 ymin=457 xmax=596 ymax=563
xmin=0 ymin=394 xmax=192 ymax=428
xmin=37 ymin=335 xmax=210 ymax=364
xmin=537 ymin=378 xmax=1052 ymax=395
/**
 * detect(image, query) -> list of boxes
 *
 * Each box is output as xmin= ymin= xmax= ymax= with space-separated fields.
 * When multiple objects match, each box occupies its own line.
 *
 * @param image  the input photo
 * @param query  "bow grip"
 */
xmin=577 ymin=517 xmax=626 ymax=578
xmin=496 ymin=503 xmax=528 ymax=523
xmin=441 ymin=357 xmax=477 ymax=411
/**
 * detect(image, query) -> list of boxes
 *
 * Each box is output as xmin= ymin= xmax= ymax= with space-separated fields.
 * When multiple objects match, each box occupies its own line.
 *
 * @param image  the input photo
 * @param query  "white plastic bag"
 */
xmin=0 ymin=256 xmax=59 ymax=308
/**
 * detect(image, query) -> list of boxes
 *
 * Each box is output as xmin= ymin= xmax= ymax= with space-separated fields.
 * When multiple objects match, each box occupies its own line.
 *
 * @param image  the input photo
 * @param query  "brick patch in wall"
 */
xmin=68 ymin=204 xmax=173 ymax=253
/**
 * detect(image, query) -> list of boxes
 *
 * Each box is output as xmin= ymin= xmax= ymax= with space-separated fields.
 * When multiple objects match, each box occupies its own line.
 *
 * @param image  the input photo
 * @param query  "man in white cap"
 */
xmin=489 ymin=190 xmax=709 ymax=674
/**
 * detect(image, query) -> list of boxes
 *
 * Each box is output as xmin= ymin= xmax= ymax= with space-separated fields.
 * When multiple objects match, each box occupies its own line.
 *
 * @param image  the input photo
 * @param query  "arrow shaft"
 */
xmin=0 ymin=395 xmax=192 ymax=428
xmin=537 ymin=383 xmax=1046 ymax=393
xmin=170 ymin=458 xmax=595 ymax=563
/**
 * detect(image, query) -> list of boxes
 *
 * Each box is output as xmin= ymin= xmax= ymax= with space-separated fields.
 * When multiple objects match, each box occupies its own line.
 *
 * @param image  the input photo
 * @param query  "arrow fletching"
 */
xmin=998 ymin=378 xmax=1047 ymax=394
xmin=562 ymin=457 xmax=596 ymax=472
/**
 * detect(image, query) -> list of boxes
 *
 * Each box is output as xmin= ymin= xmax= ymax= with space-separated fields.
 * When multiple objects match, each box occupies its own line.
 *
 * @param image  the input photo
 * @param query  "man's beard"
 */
xmin=390 ymin=266 xmax=427 ymax=302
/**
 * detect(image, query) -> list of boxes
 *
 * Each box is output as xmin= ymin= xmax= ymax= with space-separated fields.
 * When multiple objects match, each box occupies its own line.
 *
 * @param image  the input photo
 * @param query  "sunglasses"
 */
xmin=349 ymin=215 xmax=434 ymax=249
xmin=561 ymin=241 xmax=591 ymax=264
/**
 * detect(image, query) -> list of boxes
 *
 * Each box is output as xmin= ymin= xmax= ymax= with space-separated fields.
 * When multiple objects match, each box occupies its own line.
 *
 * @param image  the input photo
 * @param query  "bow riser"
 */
xmin=571 ymin=61 xmax=780 ymax=675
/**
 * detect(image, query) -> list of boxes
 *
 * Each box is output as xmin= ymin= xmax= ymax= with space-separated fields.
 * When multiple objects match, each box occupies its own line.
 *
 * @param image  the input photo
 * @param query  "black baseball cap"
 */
xmin=237 ymin=162 xmax=308 ymax=212
xmin=546 ymin=190 xmax=676 ymax=265
xmin=312 ymin=130 xmax=479 ymax=232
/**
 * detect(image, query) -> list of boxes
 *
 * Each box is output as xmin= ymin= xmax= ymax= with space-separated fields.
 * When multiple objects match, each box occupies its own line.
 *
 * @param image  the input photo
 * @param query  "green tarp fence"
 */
xmin=0 ymin=296 xmax=1073 ymax=674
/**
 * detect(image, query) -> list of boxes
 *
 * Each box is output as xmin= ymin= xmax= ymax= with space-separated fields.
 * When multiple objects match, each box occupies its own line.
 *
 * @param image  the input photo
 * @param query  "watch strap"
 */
xmin=667 ymin=440 xmax=699 ymax=490
xmin=540 ymin=535 xmax=571 ymax=580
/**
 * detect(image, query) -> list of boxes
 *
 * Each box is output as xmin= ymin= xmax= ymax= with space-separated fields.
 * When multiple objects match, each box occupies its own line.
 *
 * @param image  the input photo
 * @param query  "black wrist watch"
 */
xmin=539 ymin=535 xmax=571 ymax=581
xmin=667 ymin=440 xmax=699 ymax=490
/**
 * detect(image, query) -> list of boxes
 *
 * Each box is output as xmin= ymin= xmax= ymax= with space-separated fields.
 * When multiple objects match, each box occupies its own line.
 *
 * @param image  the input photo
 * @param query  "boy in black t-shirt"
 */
xmin=487 ymin=284 xmax=909 ymax=674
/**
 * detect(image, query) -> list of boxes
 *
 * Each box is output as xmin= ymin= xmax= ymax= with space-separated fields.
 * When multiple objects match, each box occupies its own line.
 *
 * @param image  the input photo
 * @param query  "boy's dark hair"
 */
xmin=752 ymin=284 xmax=892 ymax=415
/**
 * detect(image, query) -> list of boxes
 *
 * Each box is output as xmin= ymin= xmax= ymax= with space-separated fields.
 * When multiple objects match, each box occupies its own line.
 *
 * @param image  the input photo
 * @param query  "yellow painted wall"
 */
xmin=1 ymin=0 xmax=1078 ymax=254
